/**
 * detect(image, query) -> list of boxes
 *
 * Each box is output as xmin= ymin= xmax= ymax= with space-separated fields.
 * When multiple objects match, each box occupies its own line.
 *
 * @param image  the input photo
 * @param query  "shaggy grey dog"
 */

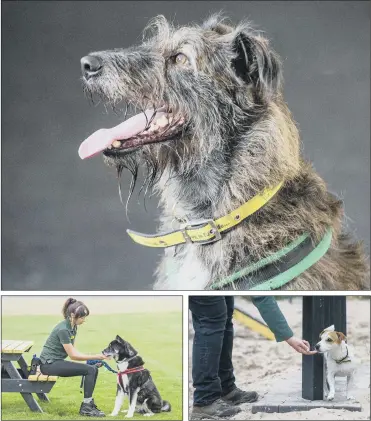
xmin=79 ymin=14 xmax=369 ymax=291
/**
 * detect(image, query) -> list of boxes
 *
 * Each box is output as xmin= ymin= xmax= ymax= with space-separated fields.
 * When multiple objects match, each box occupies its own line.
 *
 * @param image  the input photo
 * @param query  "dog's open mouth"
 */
xmin=78 ymin=106 xmax=185 ymax=159
xmin=102 ymin=349 xmax=115 ymax=358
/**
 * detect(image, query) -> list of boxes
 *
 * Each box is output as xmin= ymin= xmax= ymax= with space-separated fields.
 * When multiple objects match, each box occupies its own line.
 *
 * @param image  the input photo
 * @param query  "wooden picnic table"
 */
xmin=1 ymin=340 xmax=58 ymax=412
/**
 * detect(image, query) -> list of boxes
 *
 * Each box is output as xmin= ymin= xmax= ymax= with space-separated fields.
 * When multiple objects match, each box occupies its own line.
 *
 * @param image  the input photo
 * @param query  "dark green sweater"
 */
xmin=40 ymin=319 xmax=77 ymax=364
xmin=251 ymin=296 xmax=293 ymax=342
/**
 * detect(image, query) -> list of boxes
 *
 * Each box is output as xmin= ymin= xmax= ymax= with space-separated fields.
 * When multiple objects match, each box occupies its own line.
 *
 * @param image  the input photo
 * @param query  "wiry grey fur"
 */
xmin=81 ymin=14 xmax=369 ymax=290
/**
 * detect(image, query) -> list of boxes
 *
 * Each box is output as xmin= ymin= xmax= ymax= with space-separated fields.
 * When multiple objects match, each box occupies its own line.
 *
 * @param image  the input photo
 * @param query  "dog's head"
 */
xmin=78 ymin=14 xmax=293 ymax=200
xmin=315 ymin=325 xmax=347 ymax=353
xmin=102 ymin=335 xmax=138 ymax=362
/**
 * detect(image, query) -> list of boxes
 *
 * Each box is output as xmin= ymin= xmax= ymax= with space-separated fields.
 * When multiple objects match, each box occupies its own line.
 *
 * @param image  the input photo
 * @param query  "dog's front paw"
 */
xmin=109 ymin=413 xmax=119 ymax=417
xmin=125 ymin=415 xmax=133 ymax=419
xmin=144 ymin=414 xmax=154 ymax=417
xmin=327 ymin=394 xmax=334 ymax=401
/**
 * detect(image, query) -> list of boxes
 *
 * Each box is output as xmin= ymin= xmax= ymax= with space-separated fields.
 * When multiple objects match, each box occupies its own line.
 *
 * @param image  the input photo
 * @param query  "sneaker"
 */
xmin=91 ymin=399 xmax=105 ymax=416
xmin=222 ymin=387 xmax=258 ymax=405
xmin=192 ymin=398 xmax=242 ymax=419
xmin=79 ymin=400 xmax=106 ymax=417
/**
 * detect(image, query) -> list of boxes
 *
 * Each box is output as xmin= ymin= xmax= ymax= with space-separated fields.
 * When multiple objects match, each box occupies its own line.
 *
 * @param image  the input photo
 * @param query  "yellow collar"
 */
xmin=127 ymin=181 xmax=283 ymax=248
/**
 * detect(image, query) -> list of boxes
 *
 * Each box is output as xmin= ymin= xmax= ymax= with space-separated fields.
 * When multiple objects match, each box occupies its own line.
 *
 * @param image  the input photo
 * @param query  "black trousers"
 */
xmin=189 ymin=296 xmax=236 ymax=406
xmin=40 ymin=360 xmax=98 ymax=398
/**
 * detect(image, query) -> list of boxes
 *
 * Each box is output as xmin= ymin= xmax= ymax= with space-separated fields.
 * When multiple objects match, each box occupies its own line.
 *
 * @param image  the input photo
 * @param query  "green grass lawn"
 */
xmin=2 ymin=312 xmax=183 ymax=420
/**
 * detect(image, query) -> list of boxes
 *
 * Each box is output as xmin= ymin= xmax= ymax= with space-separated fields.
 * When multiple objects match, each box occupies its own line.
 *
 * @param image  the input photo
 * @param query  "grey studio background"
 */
xmin=2 ymin=1 xmax=370 ymax=291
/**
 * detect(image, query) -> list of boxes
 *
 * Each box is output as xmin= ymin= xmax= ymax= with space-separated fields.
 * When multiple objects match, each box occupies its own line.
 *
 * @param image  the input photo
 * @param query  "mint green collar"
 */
xmin=210 ymin=228 xmax=333 ymax=290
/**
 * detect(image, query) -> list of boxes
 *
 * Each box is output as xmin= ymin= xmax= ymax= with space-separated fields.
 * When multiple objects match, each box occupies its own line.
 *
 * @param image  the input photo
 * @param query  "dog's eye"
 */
xmin=173 ymin=53 xmax=188 ymax=65
xmin=326 ymin=338 xmax=333 ymax=342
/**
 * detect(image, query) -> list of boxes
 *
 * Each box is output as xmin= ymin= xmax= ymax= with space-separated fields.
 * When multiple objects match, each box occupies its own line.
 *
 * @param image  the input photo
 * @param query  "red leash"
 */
xmin=119 ymin=366 xmax=145 ymax=375
xmin=117 ymin=366 xmax=145 ymax=386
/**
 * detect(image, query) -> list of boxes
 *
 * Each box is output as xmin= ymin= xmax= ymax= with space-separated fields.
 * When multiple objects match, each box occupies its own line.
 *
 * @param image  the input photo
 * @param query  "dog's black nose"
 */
xmin=315 ymin=344 xmax=320 ymax=350
xmin=81 ymin=55 xmax=103 ymax=79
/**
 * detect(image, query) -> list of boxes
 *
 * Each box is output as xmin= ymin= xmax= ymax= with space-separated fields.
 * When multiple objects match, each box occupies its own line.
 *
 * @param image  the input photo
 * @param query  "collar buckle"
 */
xmin=180 ymin=219 xmax=222 ymax=245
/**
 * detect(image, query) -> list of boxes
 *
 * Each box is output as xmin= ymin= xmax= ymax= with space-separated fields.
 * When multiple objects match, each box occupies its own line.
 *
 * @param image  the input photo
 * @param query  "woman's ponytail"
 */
xmin=62 ymin=298 xmax=89 ymax=319
xmin=62 ymin=298 xmax=77 ymax=319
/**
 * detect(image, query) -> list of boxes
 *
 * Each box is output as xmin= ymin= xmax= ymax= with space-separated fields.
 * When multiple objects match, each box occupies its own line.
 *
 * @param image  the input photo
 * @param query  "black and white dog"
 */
xmin=102 ymin=335 xmax=171 ymax=418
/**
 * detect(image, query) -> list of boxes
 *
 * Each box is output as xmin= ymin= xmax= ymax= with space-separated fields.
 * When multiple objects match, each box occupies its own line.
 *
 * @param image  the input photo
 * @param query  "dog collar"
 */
xmin=335 ymin=348 xmax=351 ymax=364
xmin=126 ymin=181 xmax=283 ymax=247
xmin=210 ymin=228 xmax=333 ymax=290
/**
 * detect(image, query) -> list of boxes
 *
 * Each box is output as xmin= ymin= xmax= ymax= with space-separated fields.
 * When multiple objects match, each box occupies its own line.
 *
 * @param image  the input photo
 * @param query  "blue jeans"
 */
xmin=190 ymin=296 xmax=236 ymax=406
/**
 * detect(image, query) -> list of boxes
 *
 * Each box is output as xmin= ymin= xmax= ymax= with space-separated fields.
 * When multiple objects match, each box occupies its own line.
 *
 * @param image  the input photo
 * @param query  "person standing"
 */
xmin=190 ymin=296 xmax=316 ymax=419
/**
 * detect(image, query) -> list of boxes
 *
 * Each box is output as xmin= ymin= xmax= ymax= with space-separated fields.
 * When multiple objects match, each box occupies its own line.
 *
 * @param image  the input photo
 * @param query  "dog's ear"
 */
xmin=319 ymin=324 xmax=335 ymax=338
xmin=116 ymin=335 xmax=124 ymax=343
xmin=336 ymin=332 xmax=347 ymax=343
xmin=323 ymin=325 xmax=335 ymax=333
xmin=231 ymin=30 xmax=282 ymax=99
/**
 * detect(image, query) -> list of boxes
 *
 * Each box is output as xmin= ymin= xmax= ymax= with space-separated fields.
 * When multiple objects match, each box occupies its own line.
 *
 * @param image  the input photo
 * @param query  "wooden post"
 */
xmin=302 ymin=296 xmax=346 ymax=400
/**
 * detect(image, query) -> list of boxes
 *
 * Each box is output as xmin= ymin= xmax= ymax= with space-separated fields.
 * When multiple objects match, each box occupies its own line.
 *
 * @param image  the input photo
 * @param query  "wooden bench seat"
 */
xmin=28 ymin=374 xmax=58 ymax=382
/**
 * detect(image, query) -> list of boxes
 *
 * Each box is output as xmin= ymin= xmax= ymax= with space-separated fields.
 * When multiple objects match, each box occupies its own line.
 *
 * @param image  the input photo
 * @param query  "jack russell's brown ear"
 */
xmin=336 ymin=332 xmax=347 ymax=343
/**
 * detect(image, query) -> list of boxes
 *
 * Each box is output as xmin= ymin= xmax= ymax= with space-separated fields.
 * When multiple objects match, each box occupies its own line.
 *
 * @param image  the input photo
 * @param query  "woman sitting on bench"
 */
xmin=39 ymin=298 xmax=108 ymax=417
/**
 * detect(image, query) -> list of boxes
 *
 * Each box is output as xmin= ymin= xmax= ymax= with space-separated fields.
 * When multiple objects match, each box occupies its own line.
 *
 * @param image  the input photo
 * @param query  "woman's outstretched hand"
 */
xmin=285 ymin=336 xmax=317 ymax=355
xmin=93 ymin=354 xmax=109 ymax=360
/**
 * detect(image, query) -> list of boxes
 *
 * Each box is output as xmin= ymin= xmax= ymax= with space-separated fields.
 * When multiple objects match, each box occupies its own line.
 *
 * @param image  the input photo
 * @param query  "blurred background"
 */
xmin=2 ymin=1 xmax=370 ymax=290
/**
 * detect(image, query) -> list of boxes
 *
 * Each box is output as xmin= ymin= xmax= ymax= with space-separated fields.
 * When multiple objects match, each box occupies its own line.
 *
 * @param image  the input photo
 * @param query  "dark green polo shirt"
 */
xmin=252 ymin=296 xmax=294 ymax=342
xmin=40 ymin=319 xmax=77 ymax=364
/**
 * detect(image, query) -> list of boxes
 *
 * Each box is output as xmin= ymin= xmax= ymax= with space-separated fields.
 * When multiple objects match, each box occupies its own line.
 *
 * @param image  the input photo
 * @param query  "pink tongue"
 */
xmin=78 ymin=109 xmax=165 ymax=159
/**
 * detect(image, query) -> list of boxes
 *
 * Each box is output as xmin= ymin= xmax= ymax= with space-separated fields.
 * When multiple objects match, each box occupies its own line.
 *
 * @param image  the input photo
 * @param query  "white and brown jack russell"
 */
xmin=315 ymin=324 xmax=358 ymax=401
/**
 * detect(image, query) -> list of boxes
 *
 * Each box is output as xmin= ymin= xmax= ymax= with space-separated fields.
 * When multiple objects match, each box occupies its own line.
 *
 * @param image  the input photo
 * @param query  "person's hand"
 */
xmin=94 ymin=353 xmax=109 ymax=360
xmin=286 ymin=336 xmax=317 ymax=355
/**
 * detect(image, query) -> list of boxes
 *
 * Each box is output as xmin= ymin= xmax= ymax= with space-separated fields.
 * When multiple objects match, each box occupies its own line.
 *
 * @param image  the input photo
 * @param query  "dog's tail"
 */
xmin=161 ymin=400 xmax=171 ymax=412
